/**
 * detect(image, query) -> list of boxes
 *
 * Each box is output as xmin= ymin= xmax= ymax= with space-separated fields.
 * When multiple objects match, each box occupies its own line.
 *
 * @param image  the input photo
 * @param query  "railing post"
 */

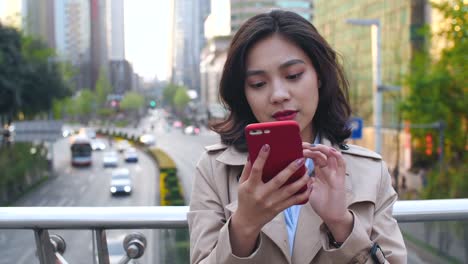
xmin=34 ymin=229 xmax=56 ymax=264
xmin=94 ymin=229 xmax=110 ymax=264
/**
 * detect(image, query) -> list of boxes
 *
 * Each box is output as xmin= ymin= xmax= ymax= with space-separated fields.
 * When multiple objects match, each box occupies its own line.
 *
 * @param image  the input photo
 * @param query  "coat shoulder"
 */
xmin=204 ymin=143 xmax=228 ymax=153
xmin=340 ymin=144 xmax=382 ymax=160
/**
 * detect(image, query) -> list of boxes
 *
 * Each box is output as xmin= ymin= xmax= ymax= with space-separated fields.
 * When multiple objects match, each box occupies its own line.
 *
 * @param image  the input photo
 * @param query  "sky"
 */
xmin=124 ymin=1 xmax=173 ymax=81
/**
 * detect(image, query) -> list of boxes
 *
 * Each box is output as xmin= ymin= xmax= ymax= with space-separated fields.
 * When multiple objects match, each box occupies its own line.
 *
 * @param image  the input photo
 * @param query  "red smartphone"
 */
xmin=245 ymin=120 xmax=307 ymax=202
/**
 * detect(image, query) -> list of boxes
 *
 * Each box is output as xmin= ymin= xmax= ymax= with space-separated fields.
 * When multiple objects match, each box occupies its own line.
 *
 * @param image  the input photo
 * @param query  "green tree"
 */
xmin=95 ymin=67 xmax=112 ymax=107
xmin=75 ymin=89 xmax=95 ymax=122
xmin=162 ymin=83 xmax=179 ymax=108
xmin=401 ymin=0 xmax=467 ymax=198
xmin=173 ymin=86 xmax=190 ymax=113
xmin=0 ymin=23 xmax=71 ymax=123
xmin=120 ymin=91 xmax=144 ymax=111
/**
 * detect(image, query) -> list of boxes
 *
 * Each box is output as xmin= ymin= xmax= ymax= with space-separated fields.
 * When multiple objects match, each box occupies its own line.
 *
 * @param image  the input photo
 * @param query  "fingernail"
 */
xmin=296 ymin=158 xmax=305 ymax=167
xmin=331 ymin=148 xmax=337 ymax=152
xmin=262 ymin=144 xmax=270 ymax=152
xmin=310 ymin=143 xmax=316 ymax=147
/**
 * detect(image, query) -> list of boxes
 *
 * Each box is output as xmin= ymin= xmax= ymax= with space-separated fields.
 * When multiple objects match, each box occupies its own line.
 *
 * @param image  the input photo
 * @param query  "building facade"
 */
xmin=108 ymin=0 xmax=125 ymax=60
xmin=313 ymin=0 xmax=428 ymax=127
xmin=172 ymin=0 xmax=211 ymax=96
xmin=230 ymin=0 xmax=313 ymax=33
xmin=55 ymin=0 xmax=91 ymax=90
xmin=90 ymin=0 xmax=109 ymax=90
xmin=23 ymin=0 xmax=56 ymax=48
xmin=200 ymin=36 xmax=231 ymax=109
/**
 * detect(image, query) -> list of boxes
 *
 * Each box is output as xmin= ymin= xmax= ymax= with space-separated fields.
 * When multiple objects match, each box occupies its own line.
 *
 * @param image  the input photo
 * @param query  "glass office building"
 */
xmin=313 ymin=0 xmax=428 ymax=126
xmin=230 ymin=0 xmax=313 ymax=33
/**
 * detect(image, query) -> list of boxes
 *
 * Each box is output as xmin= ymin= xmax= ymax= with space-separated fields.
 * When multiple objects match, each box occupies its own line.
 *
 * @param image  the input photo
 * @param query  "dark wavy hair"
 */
xmin=212 ymin=10 xmax=351 ymax=152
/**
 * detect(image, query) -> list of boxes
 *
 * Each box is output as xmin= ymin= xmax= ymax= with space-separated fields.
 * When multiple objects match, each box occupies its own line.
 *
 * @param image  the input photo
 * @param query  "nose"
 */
xmin=270 ymin=80 xmax=290 ymax=104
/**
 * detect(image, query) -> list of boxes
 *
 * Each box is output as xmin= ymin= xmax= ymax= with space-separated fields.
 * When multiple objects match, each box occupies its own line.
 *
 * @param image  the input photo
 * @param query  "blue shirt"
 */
xmin=284 ymin=137 xmax=318 ymax=255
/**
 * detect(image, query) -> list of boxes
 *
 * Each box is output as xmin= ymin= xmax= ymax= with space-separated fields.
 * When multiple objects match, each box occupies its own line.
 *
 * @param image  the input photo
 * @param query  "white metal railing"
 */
xmin=1 ymin=199 xmax=468 ymax=263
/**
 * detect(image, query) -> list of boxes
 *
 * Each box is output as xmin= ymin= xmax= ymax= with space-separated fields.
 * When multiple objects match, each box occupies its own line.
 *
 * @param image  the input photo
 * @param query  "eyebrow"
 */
xmin=245 ymin=59 xmax=306 ymax=77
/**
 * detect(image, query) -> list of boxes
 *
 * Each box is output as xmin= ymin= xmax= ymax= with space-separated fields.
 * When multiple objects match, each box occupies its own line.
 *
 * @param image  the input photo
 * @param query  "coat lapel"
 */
xmin=225 ymin=200 xmax=291 ymax=262
xmin=262 ymin=212 xmax=291 ymax=262
xmin=291 ymin=203 xmax=323 ymax=263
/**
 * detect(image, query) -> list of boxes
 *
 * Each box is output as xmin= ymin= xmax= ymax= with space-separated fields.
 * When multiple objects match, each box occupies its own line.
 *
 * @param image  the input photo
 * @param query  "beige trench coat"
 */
xmin=188 ymin=139 xmax=407 ymax=264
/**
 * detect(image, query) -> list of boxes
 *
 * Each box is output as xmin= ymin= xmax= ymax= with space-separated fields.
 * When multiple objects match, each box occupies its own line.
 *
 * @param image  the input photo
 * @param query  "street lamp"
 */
xmin=346 ymin=18 xmax=382 ymax=154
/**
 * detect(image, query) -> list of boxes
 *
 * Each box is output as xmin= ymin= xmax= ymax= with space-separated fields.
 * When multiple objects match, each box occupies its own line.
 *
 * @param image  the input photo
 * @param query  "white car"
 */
xmin=116 ymin=140 xmax=131 ymax=153
xmin=102 ymin=151 xmax=118 ymax=167
xmin=110 ymin=168 xmax=132 ymax=195
xmin=91 ymin=138 xmax=107 ymax=151
xmin=139 ymin=134 xmax=156 ymax=146
xmin=124 ymin=148 xmax=138 ymax=162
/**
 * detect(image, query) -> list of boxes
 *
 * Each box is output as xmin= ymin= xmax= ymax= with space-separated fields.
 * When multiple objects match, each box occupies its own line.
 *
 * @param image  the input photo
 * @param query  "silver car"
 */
xmin=110 ymin=168 xmax=132 ymax=195
xmin=102 ymin=151 xmax=118 ymax=167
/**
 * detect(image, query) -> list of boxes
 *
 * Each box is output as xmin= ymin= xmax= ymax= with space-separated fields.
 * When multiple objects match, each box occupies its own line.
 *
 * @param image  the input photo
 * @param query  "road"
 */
xmin=0 ymin=136 xmax=159 ymax=264
xmin=0 ymin=109 xmax=460 ymax=263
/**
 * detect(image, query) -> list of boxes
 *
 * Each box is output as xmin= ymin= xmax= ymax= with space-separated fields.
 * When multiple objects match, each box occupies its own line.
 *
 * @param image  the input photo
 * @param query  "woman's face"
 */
xmin=244 ymin=34 xmax=319 ymax=142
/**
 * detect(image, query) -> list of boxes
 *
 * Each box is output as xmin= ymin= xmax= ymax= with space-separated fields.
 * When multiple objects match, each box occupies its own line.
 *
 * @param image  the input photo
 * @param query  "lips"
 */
xmin=272 ymin=110 xmax=298 ymax=121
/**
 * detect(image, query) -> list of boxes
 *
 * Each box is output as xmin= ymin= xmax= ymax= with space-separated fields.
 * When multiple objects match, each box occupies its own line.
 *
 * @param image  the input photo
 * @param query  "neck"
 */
xmin=301 ymin=125 xmax=315 ymax=143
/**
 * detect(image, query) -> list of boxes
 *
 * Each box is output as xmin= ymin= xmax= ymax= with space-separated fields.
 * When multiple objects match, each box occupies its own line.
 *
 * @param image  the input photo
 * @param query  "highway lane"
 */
xmin=0 ymin=137 xmax=160 ymax=264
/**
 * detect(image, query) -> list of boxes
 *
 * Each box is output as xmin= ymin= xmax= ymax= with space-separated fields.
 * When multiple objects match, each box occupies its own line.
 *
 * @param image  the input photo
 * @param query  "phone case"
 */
xmin=245 ymin=120 xmax=307 ymax=199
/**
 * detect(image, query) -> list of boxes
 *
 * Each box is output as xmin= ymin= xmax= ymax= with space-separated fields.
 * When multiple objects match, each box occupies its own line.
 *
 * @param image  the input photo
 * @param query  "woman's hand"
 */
xmin=230 ymin=144 xmax=311 ymax=256
xmin=302 ymin=143 xmax=353 ymax=242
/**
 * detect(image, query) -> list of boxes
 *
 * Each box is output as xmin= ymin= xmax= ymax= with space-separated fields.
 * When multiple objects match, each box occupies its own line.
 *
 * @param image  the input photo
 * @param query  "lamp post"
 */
xmin=346 ymin=18 xmax=382 ymax=154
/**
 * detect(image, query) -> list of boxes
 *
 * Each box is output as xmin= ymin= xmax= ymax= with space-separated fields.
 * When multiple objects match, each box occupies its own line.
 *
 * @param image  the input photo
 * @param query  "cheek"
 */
xmin=245 ymin=90 xmax=267 ymax=120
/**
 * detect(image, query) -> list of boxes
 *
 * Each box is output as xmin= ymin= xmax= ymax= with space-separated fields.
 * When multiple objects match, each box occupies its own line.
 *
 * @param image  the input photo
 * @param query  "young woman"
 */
xmin=188 ymin=10 xmax=407 ymax=264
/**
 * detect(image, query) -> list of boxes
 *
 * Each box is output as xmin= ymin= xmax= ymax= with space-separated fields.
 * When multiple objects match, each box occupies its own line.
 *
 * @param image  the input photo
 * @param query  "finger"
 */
xmin=250 ymin=144 xmax=270 ymax=183
xmin=275 ymin=172 xmax=309 ymax=202
xmin=330 ymin=148 xmax=346 ymax=169
xmin=265 ymin=157 xmax=305 ymax=191
xmin=278 ymin=184 xmax=312 ymax=209
xmin=328 ymin=155 xmax=338 ymax=172
xmin=303 ymin=150 xmax=327 ymax=168
xmin=303 ymin=143 xmax=332 ymax=156
xmin=239 ymin=160 xmax=252 ymax=184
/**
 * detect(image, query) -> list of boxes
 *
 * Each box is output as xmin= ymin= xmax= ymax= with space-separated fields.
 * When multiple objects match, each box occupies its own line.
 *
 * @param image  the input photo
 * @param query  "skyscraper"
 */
xmin=55 ymin=0 xmax=91 ymax=64
xmin=90 ymin=0 xmax=109 ymax=90
xmin=313 ymin=0 xmax=428 ymax=126
xmin=172 ymin=0 xmax=211 ymax=95
xmin=230 ymin=0 xmax=313 ymax=33
xmin=109 ymin=0 xmax=125 ymax=60
xmin=23 ymin=0 xmax=56 ymax=48
xmin=55 ymin=0 xmax=91 ymax=90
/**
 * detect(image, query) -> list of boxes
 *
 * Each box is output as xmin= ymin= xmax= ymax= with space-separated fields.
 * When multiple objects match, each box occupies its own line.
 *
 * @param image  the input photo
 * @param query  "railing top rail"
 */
xmin=1 ymin=199 xmax=468 ymax=229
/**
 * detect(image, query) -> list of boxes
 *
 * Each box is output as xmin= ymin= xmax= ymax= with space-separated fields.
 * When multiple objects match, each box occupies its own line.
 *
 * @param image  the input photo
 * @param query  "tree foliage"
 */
xmin=0 ymin=23 xmax=71 ymax=122
xmin=95 ymin=67 xmax=112 ymax=107
xmin=120 ymin=91 xmax=144 ymax=111
xmin=401 ymin=0 xmax=467 ymax=198
xmin=174 ymin=87 xmax=190 ymax=112
xmin=163 ymin=83 xmax=191 ymax=113
xmin=162 ymin=83 xmax=179 ymax=107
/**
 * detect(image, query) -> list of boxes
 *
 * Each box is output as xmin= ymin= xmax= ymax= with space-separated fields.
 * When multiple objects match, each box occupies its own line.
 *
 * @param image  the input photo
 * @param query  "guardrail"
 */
xmin=1 ymin=199 xmax=468 ymax=263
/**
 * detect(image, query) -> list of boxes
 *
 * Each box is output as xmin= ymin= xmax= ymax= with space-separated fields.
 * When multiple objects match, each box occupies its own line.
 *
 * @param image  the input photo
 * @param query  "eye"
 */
xmin=286 ymin=72 xmax=303 ymax=80
xmin=249 ymin=81 xmax=266 ymax=89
